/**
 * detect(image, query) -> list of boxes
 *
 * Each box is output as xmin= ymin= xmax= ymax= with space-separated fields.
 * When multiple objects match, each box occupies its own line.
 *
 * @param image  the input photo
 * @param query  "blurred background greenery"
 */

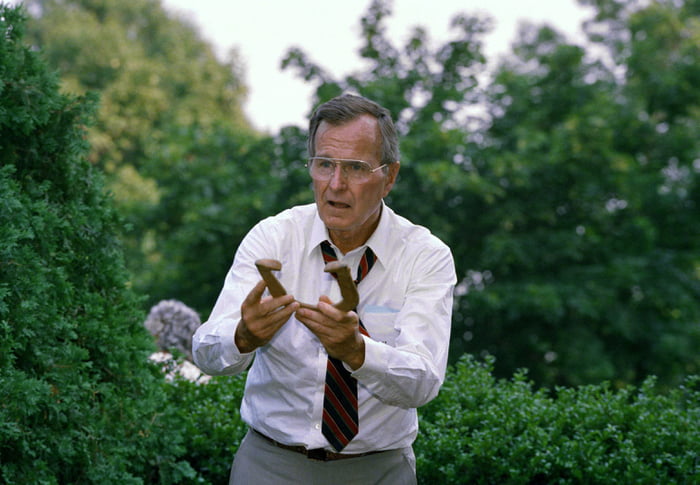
xmin=12 ymin=0 xmax=700 ymax=389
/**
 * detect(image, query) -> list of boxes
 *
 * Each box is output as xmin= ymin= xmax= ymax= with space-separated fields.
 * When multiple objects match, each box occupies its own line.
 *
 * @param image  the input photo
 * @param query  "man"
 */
xmin=193 ymin=94 xmax=456 ymax=484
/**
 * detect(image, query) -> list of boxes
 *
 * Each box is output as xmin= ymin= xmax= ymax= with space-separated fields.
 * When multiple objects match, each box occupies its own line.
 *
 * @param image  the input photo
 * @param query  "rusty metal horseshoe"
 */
xmin=255 ymin=259 xmax=287 ymax=298
xmin=320 ymin=261 xmax=359 ymax=311
xmin=254 ymin=259 xmax=359 ymax=311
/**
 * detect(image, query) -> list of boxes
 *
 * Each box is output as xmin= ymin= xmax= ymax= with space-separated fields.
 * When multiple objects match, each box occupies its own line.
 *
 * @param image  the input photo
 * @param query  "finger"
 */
xmin=295 ymin=310 xmax=328 ymax=340
xmin=314 ymin=295 xmax=344 ymax=320
xmin=238 ymin=299 xmax=299 ymax=352
xmin=294 ymin=304 xmax=326 ymax=326
xmin=296 ymin=306 xmax=360 ymax=360
xmin=272 ymin=300 xmax=300 ymax=325
xmin=243 ymin=279 xmax=268 ymax=307
xmin=317 ymin=299 xmax=355 ymax=323
xmin=297 ymin=305 xmax=349 ymax=335
xmin=261 ymin=293 xmax=296 ymax=314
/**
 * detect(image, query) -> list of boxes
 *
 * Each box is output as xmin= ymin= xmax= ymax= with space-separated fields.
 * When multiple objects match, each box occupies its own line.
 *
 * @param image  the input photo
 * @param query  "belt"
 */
xmin=252 ymin=429 xmax=385 ymax=462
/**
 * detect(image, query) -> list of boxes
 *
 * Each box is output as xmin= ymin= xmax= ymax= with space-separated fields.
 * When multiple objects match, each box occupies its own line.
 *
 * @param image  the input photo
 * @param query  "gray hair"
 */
xmin=308 ymin=94 xmax=400 ymax=165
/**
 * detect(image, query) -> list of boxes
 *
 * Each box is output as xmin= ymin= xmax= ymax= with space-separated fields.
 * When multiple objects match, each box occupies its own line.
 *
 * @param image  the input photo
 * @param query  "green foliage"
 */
xmin=130 ymin=123 xmax=311 ymax=314
xmin=456 ymin=0 xmax=700 ymax=387
xmin=19 ymin=0 xmax=256 ymax=313
xmin=3 ymin=0 xmax=699 ymax=479
xmin=281 ymin=0 xmax=700 ymax=388
xmin=0 ymin=5 xmax=193 ymax=482
xmin=415 ymin=355 xmax=700 ymax=484
xmin=23 ymin=0 xmax=250 ymax=167
xmin=161 ymin=356 xmax=700 ymax=484
xmin=16 ymin=0 xmax=700 ymax=392
xmin=165 ymin=375 xmax=248 ymax=484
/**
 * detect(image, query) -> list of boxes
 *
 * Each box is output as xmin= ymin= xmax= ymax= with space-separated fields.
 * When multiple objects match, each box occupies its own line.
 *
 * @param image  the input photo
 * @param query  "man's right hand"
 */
xmin=235 ymin=279 xmax=299 ymax=353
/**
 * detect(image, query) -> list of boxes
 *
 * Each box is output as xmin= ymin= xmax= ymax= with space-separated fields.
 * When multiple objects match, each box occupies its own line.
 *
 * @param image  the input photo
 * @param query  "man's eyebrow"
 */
xmin=314 ymin=156 xmax=365 ymax=162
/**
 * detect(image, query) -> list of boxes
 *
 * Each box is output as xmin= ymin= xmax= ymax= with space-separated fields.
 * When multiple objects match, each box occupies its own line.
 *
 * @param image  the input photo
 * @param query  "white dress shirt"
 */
xmin=193 ymin=202 xmax=456 ymax=453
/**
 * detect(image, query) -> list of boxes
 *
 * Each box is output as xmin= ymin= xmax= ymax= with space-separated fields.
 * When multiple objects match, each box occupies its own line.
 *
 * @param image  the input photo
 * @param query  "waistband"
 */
xmin=251 ymin=428 xmax=387 ymax=462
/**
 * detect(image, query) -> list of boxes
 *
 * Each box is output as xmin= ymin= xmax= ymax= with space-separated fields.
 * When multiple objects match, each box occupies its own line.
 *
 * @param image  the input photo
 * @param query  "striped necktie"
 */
xmin=319 ymin=240 xmax=376 ymax=451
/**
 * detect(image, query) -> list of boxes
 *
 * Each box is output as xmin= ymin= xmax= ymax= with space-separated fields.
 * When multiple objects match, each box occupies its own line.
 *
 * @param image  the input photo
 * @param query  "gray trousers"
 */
xmin=229 ymin=429 xmax=417 ymax=485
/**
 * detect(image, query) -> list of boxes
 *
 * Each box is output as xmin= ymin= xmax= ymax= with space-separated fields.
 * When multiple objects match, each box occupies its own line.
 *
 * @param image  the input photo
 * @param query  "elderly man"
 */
xmin=193 ymin=93 xmax=455 ymax=484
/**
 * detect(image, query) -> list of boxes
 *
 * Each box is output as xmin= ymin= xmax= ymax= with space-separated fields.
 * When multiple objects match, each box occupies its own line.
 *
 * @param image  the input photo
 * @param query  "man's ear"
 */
xmin=382 ymin=161 xmax=400 ymax=197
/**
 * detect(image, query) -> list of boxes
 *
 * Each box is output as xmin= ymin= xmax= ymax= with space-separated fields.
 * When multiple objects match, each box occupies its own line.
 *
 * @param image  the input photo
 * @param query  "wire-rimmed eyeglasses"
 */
xmin=306 ymin=157 xmax=387 ymax=183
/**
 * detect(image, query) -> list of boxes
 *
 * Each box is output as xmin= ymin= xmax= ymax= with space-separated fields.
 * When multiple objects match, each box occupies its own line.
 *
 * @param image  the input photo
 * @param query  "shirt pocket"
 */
xmin=361 ymin=307 xmax=400 ymax=346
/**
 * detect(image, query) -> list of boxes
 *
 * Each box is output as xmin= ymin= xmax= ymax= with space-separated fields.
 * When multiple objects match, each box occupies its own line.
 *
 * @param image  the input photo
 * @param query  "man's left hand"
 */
xmin=295 ymin=295 xmax=365 ymax=370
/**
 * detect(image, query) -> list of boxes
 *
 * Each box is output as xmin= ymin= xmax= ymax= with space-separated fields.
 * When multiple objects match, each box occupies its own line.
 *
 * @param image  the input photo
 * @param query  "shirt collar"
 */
xmin=309 ymin=210 xmax=329 ymax=257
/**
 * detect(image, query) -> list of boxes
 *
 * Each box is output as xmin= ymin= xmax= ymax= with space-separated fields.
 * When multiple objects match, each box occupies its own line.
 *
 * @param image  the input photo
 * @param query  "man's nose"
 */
xmin=329 ymin=164 xmax=347 ymax=189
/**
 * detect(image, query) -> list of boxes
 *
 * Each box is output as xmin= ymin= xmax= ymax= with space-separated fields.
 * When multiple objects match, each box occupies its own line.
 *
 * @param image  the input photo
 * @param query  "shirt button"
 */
xmin=314 ymin=424 xmax=321 ymax=430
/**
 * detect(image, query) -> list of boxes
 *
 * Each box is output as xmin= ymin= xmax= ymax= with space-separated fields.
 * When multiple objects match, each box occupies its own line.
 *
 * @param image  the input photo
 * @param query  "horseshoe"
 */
xmin=319 ymin=261 xmax=359 ymax=311
xmin=255 ymin=259 xmax=287 ymax=298
xmin=254 ymin=259 xmax=359 ymax=311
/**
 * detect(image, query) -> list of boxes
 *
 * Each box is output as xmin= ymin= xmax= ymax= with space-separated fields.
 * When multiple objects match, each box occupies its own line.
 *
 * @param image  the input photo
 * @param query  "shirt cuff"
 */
xmin=350 ymin=336 xmax=387 ymax=378
xmin=206 ymin=319 xmax=254 ymax=367
xmin=227 ymin=320 xmax=256 ymax=363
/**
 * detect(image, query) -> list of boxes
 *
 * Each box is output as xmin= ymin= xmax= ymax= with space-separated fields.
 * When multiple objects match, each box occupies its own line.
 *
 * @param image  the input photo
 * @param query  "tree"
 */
xmin=22 ymin=0 xmax=250 ymax=169
xmin=280 ymin=0 xmax=699 ymax=387
xmin=20 ymin=0 xmax=256 ymax=312
xmin=460 ymin=0 xmax=700 ymax=387
xmin=281 ymin=0 xmax=497 ymax=269
xmin=134 ymin=122 xmax=310 ymax=313
xmin=0 ymin=5 xmax=193 ymax=481
xmin=17 ymin=0 xmax=699 ymax=387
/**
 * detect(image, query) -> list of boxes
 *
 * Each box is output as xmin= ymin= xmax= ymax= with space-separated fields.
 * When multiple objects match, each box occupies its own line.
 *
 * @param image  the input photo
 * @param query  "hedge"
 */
xmin=165 ymin=355 xmax=699 ymax=484
xmin=1 ymin=5 xmax=193 ymax=483
xmin=416 ymin=355 xmax=699 ymax=484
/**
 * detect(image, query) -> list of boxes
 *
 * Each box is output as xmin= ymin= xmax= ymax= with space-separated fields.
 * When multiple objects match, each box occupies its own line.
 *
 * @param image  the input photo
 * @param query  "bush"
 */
xmin=166 ymin=374 xmax=248 ymax=484
xmin=0 ymin=5 xmax=192 ymax=483
xmin=415 ymin=355 xmax=700 ymax=484
xmin=166 ymin=355 xmax=699 ymax=484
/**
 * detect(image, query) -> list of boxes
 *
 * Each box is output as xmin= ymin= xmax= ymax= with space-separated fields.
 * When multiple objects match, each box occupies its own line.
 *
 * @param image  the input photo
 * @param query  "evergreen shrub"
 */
xmin=166 ymin=374 xmax=248 ymax=484
xmin=415 ymin=355 xmax=700 ymax=484
xmin=166 ymin=356 xmax=699 ymax=484
xmin=0 ymin=5 xmax=192 ymax=483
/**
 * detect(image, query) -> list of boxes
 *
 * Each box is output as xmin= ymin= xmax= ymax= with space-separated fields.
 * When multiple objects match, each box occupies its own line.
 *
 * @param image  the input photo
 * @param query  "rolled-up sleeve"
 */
xmin=193 ymin=315 xmax=254 ymax=376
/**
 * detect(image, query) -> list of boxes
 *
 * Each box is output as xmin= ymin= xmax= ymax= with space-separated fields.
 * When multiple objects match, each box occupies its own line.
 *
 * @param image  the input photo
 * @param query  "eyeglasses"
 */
xmin=306 ymin=157 xmax=387 ymax=183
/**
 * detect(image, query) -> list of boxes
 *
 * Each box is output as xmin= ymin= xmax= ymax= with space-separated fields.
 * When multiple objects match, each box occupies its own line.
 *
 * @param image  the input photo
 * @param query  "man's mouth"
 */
xmin=328 ymin=200 xmax=351 ymax=209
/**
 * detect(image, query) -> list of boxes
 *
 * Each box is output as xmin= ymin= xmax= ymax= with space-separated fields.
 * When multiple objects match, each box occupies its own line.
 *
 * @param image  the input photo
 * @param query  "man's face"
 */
xmin=312 ymin=115 xmax=399 ymax=251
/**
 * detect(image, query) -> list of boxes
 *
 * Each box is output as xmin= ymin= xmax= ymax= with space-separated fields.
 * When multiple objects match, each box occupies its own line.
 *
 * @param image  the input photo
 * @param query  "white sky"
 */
xmin=161 ymin=0 xmax=593 ymax=132
xmin=7 ymin=0 xmax=593 ymax=132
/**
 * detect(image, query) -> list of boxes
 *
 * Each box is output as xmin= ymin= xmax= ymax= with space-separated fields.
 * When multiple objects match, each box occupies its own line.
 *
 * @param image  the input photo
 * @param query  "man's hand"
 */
xmin=235 ymin=280 xmax=299 ymax=353
xmin=295 ymin=296 xmax=365 ymax=370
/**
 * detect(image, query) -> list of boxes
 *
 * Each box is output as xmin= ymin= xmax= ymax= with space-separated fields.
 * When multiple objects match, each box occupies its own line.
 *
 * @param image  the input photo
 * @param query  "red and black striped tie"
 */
xmin=320 ymin=240 xmax=376 ymax=451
